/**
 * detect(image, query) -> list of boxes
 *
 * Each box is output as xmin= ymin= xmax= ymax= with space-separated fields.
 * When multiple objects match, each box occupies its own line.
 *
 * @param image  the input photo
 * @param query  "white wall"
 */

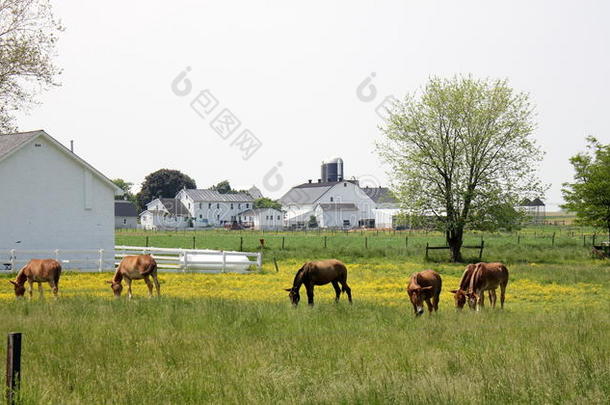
xmin=115 ymin=216 xmax=138 ymax=229
xmin=0 ymin=136 xmax=116 ymax=267
xmin=176 ymin=190 xmax=253 ymax=227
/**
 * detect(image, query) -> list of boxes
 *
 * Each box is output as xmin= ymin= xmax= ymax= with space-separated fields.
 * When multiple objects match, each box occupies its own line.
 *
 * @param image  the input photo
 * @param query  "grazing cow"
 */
xmin=285 ymin=259 xmax=352 ymax=306
xmin=450 ymin=263 xmax=495 ymax=309
xmin=465 ymin=262 xmax=509 ymax=311
xmin=406 ymin=270 xmax=442 ymax=316
xmin=107 ymin=254 xmax=159 ymax=299
xmin=9 ymin=259 xmax=62 ymax=298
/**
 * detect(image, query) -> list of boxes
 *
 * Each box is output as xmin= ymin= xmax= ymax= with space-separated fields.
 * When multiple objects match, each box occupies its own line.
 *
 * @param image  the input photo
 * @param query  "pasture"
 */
xmin=1 ymin=228 xmax=609 ymax=403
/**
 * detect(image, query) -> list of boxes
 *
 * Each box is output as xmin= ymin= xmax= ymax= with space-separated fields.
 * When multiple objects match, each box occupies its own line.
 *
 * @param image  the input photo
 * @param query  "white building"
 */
xmin=175 ymin=189 xmax=254 ymax=227
xmin=115 ymin=201 xmax=138 ymax=229
xmin=139 ymin=198 xmax=190 ymax=230
xmin=238 ymin=208 xmax=283 ymax=230
xmin=280 ymin=180 xmax=377 ymax=229
xmin=0 ymin=130 xmax=122 ymax=268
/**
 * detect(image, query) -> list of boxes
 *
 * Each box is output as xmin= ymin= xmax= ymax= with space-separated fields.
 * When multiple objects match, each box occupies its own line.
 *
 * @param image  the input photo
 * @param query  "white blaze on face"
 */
xmin=416 ymin=305 xmax=424 ymax=315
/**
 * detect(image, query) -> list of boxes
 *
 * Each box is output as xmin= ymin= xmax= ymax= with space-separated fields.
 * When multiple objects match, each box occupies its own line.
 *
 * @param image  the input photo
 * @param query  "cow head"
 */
xmin=408 ymin=286 xmax=433 ymax=316
xmin=9 ymin=280 xmax=25 ymax=297
xmin=450 ymin=289 xmax=467 ymax=309
xmin=466 ymin=291 xmax=479 ymax=310
xmin=106 ymin=280 xmax=123 ymax=297
xmin=284 ymin=288 xmax=300 ymax=306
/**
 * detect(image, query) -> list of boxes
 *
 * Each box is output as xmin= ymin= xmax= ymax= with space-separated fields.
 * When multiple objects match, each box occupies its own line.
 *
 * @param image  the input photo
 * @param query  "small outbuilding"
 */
xmin=238 ymin=208 xmax=283 ymax=230
xmin=115 ymin=200 xmax=139 ymax=229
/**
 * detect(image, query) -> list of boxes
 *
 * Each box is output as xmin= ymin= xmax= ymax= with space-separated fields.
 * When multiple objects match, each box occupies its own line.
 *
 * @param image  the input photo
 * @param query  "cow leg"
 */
xmin=331 ymin=281 xmax=341 ymax=302
xmin=49 ymin=280 xmax=58 ymax=298
xmin=38 ymin=282 xmax=44 ymax=299
xmin=305 ymin=283 xmax=314 ymax=306
xmin=491 ymin=289 xmax=498 ymax=308
xmin=477 ymin=289 xmax=484 ymax=311
xmin=433 ymin=292 xmax=440 ymax=312
xmin=125 ymin=278 xmax=133 ymax=299
xmin=27 ymin=280 xmax=34 ymax=299
xmin=341 ymin=281 xmax=352 ymax=303
xmin=152 ymin=273 xmax=161 ymax=297
xmin=144 ymin=276 xmax=153 ymax=298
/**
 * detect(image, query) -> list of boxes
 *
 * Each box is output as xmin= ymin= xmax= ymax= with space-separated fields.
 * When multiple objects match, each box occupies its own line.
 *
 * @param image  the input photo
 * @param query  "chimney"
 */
xmin=308 ymin=179 xmax=312 ymax=184
xmin=317 ymin=179 xmax=321 ymax=183
xmin=70 ymin=140 xmax=74 ymax=152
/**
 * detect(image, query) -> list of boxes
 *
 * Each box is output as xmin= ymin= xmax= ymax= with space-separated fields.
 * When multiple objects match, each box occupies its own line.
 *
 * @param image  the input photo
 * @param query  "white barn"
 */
xmin=139 ymin=198 xmax=190 ymax=230
xmin=237 ymin=208 xmax=283 ymax=230
xmin=0 ymin=130 xmax=122 ymax=268
xmin=175 ymin=189 xmax=254 ymax=227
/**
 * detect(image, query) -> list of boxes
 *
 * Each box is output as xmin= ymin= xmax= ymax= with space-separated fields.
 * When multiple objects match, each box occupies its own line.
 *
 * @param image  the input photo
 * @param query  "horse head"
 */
xmin=450 ymin=289 xmax=468 ymax=309
xmin=466 ymin=291 xmax=479 ymax=310
xmin=284 ymin=287 xmax=300 ymax=305
xmin=9 ymin=280 xmax=25 ymax=297
xmin=408 ymin=285 xmax=433 ymax=316
xmin=106 ymin=280 xmax=123 ymax=297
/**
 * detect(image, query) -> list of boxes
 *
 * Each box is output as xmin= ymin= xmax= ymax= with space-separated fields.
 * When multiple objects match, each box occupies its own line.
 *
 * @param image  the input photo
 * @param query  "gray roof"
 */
xmin=280 ymin=180 xmax=362 ymax=205
xmin=183 ymin=189 xmax=253 ymax=202
xmin=239 ymin=208 xmax=282 ymax=216
xmin=0 ymin=130 xmax=40 ymax=160
xmin=115 ymin=201 xmax=138 ymax=217
xmin=361 ymin=187 xmax=398 ymax=204
xmin=248 ymin=186 xmax=264 ymax=199
xmin=158 ymin=198 xmax=190 ymax=216
xmin=317 ymin=203 xmax=358 ymax=211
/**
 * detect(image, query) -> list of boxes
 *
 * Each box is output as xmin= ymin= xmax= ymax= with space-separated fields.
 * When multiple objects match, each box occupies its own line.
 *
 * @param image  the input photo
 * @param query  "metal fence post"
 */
xmin=98 ymin=249 xmax=104 ymax=272
xmin=9 ymin=250 xmax=15 ymax=272
xmin=222 ymin=251 xmax=226 ymax=273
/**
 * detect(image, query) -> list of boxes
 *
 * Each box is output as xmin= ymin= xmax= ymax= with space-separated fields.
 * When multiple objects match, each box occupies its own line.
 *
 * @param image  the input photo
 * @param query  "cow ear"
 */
xmin=9 ymin=280 xmax=16 ymax=286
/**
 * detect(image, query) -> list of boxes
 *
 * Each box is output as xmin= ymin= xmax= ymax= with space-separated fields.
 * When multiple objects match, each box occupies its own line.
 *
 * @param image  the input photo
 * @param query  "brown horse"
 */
xmin=9 ymin=259 xmax=62 ymax=298
xmin=465 ymin=262 xmax=509 ymax=311
xmin=407 ymin=270 xmax=442 ymax=316
xmin=450 ymin=263 xmax=493 ymax=309
xmin=107 ymin=254 xmax=159 ymax=299
xmin=285 ymin=259 xmax=352 ymax=306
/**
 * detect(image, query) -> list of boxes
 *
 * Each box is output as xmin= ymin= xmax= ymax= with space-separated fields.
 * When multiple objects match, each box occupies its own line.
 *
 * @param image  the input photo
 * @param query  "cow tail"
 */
xmin=142 ymin=262 xmax=157 ymax=277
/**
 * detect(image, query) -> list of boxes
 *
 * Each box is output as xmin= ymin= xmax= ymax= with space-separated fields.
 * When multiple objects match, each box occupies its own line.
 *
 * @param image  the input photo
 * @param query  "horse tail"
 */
xmin=54 ymin=261 xmax=62 ymax=284
xmin=142 ymin=261 xmax=157 ymax=277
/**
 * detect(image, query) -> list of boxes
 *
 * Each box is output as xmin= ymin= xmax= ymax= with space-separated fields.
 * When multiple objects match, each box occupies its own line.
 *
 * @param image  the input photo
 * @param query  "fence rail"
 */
xmin=0 ymin=247 xmax=262 ymax=273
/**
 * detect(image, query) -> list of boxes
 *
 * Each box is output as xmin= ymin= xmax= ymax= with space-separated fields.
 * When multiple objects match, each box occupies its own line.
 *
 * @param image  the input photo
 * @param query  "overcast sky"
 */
xmin=15 ymin=0 xmax=610 ymax=209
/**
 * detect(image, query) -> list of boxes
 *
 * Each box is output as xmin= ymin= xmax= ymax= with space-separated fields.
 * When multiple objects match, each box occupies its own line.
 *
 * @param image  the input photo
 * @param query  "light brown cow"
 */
xmin=406 ymin=270 xmax=442 ymax=316
xmin=284 ymin=259 xmax=352 ymax=306
xmin=465 ymin=262 xmax=509 ymax=311
xmin=107 ymin=254 xmax=159 ymax=299
xmin=9 ymin=259 xmax=62 ymax=298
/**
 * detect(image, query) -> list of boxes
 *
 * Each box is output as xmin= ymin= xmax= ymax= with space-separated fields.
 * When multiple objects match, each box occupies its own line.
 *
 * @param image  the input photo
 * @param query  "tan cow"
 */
xmin=465 ymin=262 xmax=509 ymax=311
xmin=407 ymin=270 xmax=442 ymax=316
xmin=284 ymin=259 xmax=352 ymax=306
xmin=107 ymin=254 xmax=159 ymax=299
xmin=9 ymin=259 xmax=62 ymax=298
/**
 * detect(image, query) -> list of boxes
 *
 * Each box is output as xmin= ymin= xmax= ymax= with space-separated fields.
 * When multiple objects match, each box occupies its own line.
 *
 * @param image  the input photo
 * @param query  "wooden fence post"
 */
xmin=552 ymin=232 xmax=556 ymax=247
xmin=583 ymin=234 xmax=586 ymax=247
xmin=425 ymin=242 xmax=429 ymax=260
xmin=281 ymin=237 xmax=285 ymax=250
xmin=405 ymin=236 xmax=408 ymax=248
xmin=593 ymin=233 xmax=597 ymax=246
xmin=479 ymin=241 xmax=485 ymax=261
xmin=239 ymin=237 xmax=243 ymax=252
xmin=324 ymin=236 xmax=327 ymax=248
xmin=145 ymin=236 xmax=149 ymax=247
xmin=273 ymin=257 xmax=279 ymax=273
xmin=517 ymin=234 xmax=521 ymax=245
xmin=192 ymin=236 xmax=196 ymax=249
xmin=5 ymin=332 xmax=21 ymax=405
xmin=365 ymin=237 xmax=368 ymax=249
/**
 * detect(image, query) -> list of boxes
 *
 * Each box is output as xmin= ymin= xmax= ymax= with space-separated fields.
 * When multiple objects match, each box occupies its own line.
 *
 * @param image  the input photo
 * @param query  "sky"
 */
xmin=15 ymin=0 xmax=610 ymax=210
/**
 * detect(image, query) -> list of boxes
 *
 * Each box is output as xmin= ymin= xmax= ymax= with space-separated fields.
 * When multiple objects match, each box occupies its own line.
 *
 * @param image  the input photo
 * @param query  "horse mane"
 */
xmin=291 ymin=265 xmax=307 ymax=289
xmin=459 ymin=264 xmax=475 ymax=290
xmin=468 ymin=263 xmax=484 ymax=293
xmin=15 ymin=266 xmax=28 ymax=285
xmin=111 ymin=267 xmax=123 ymax=283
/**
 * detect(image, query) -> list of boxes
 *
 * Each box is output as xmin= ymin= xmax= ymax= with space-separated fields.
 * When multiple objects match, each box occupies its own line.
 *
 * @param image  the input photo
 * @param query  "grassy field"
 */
xmin=1 ymin=249 xmax=610 ymax=404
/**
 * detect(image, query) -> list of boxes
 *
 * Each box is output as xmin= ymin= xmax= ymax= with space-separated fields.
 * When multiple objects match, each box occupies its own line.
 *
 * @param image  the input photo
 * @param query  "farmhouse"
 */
xmin=0 ymin=130 xmax=122 ymax=267
xmin=237 ymin=208 xmax=283 ymax=230
xmin=115 ymin=200 xmax=138 ymax=229
xmin=139 ymin=198 xmax=190 ymax=230
xmin=175 ymin=188 xmax=254 ymax=227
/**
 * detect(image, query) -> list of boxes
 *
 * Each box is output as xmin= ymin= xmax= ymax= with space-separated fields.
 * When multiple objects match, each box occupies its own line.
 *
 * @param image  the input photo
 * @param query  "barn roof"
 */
xmin=0 ymin=130 xmax=123 ymax=195
xmin=361 ymin=187 xmax=397 ymax=204
xmin=158 ymin=198 xmax=190 ymax=216
xmin=239 ymin=208 xmax=282 ymax=216
xmin=183 ymin=189 xmax=253 ymax=202
xmin=114 ymin=201 xmax=138 ymax=217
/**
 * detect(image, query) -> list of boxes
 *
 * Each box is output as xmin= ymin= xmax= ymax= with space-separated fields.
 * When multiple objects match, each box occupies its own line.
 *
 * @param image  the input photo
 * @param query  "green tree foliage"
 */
xmin=253 ymin=197 xmax=281 ymax=210
xmin=0 ymin=0 xmax=63 ymax=132
xmin=308 ymin=215 xmax=318 ymax=228
xmin=136 ymin=169 xmax=196 ymax=210
xmin=210 ymin=180 xmax=233 ymax=194
xmin=378 ymin=75 xmax=544 ymax=261
xmin=562 ymin=137 xmax=610 ymax=242
xmin=112 ymin=178 xmax=138 ymax=204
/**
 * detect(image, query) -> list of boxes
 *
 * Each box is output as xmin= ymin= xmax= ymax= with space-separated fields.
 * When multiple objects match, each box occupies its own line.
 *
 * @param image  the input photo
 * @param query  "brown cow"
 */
xmin=407 ymin=270 xmax=442 ymax=316
xmin=107 ymin=254 xmax=159 ymax=299
xmin=9 ymin=259 xmax=62 ymax=298
xmin=450 ymin=263 xmax=495 ymax=309
xmin=284 ymin=259 xmax=352 ymax=306
xmin=465 ymin=262 xmax=509 ymax=311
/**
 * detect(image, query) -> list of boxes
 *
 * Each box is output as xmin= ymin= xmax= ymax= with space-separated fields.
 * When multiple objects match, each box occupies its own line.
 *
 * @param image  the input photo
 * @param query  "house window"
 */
xmin=238 ymin=203 xmax=241 ymax=209
xmin=344 ymin=182 xmax=347 ymax=187
xmin=217 ymin=214 xmax=220 ymax=219
xmin=246 ymin=203 xmax=249 ymax=208
xmin=123 ymin=219 xmax=127 ymax=224
xmin=199 ymin=214 xmax=202 ymax=219
xmin=199 ymin=203 xmax=202 ymax=209
xmin=343 ymin=220 xmax=350 ymax=227
xmin=216 ymin=203 xmax=219 ymax=209
xmin=277 ymin=215 xmax=280 ymax=220
xmin=208 ymin=203 xmax=211 ymax=209
xmin=230 ymin=203 xmax=234 ymax=209
xmin=330 ymin=197 xmax=334 ymax=202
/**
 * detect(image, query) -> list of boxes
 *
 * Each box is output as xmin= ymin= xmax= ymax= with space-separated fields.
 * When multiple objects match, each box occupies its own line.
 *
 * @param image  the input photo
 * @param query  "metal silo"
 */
xmin=321 ymin=157 xmax=344 ymax=182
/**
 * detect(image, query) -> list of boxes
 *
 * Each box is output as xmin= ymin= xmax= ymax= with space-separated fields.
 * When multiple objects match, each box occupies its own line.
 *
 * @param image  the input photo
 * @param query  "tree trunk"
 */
xmin=447 ymin=228 xmax=464 ymax=262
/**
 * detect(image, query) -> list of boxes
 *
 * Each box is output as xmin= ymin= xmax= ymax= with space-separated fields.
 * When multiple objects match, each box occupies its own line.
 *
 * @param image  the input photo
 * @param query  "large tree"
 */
xmin=0 ymin=0 xmax=62 ymax=132
xmin=562 ymin=136 xmax=610 ymax=242
xmin=379 ymin=76 xmax=544 ymax=261
xmin=253 ymin=197 xmax=281 ymax=210
xmin=136 ymin=169 xmax=196 ymax=210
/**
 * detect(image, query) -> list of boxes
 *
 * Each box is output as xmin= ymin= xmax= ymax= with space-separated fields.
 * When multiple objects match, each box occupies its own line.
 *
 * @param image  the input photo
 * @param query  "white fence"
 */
xmin=115 ymin=246 xmax=262 ymax=273
xmin=0 ymin=246 xmax=262 ymax=273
